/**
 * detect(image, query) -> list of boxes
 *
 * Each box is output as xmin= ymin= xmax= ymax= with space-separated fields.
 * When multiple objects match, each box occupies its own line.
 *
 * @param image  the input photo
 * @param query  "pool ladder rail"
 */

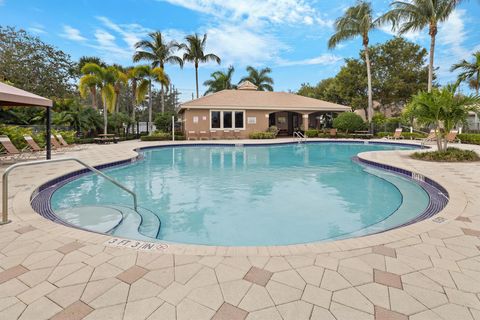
xmin=1 ymin=157 xmax=138 ymax=225
xmin=293 ymin=131 xmax=307 ymax=143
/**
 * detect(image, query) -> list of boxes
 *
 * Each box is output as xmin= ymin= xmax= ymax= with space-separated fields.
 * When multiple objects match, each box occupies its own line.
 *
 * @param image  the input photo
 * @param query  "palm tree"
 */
xmin=134 ymin=65 xmax=169 ymax=134
xmin=79 ymin=63 xmax=118 ymax=135
xmin=78 ymin=65 xmax=101 ymax=110
xmin=328 ymin=1 xmax=378 ymax=125
xmin=126 ymin=66 xmax=141 ymax=130
xmin=111 ymin=64 xmax=128 ymax=113
xmin=133 ymin=31 xmax=183 ymax=113
xmin=204 ymin=66 xmax=236 ymax=95
xmin=239 ymin=66 xmax=274 ymax=91
xmin=180 ymin=33 xmax=221 ymax=98
xmin=407 ymin=82 xmax=480 ymax=151
xmin=450 ymin=51 xmax=480 ymax=95
xmin=380 ymin=0 xmax=459 ymax=93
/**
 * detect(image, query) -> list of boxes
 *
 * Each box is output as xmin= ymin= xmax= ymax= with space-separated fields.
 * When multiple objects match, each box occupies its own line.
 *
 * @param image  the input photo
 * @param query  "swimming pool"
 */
xmin=43 ymin=142 xmax=447 ymax=246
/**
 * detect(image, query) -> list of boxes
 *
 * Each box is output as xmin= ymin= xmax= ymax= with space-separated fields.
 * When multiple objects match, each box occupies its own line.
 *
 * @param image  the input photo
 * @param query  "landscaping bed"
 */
xmin=411 ymin=148 xmax=480 ymax=162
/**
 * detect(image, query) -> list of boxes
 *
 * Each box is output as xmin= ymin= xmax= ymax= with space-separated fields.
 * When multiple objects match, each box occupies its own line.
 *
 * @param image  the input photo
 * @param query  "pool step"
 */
xmin=106 ymin=205 xmax=161 ymax=240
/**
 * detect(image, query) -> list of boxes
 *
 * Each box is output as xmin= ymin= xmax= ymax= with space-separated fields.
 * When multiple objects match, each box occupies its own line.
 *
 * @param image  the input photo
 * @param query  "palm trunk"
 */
xmin=195 ymin=62 xmax=199 ymax=99
xmin=161 ymin=84 xmax=165 ymax=113
xmin=103 ymin=97 xmax=108 ymax=135
xmin=148 ymin=81 xmax=153 ymax=134
xmin=477 ymin=71 xmax=479 ymax=95
xmin=91 ymin=87 xmax=97 ymax=109
xmin=115 ymin=92 xmax=119 ymax=113
xmin=364 ymin=44 xmax=373 ymax=128
xmin=428 ymin=29 xmax=436 ymax=93
xmin=436 ymin=121 xmax=442 ymax=151
xmin=131 ymin=81 xmax=137 ymax=134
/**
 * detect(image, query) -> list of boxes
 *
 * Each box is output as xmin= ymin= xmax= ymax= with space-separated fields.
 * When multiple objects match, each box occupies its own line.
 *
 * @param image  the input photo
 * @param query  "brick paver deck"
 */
xmin=1 ymin=138 xmax=479 ymax=320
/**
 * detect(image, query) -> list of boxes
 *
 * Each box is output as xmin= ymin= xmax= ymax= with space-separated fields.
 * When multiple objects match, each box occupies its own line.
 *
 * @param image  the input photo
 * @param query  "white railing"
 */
xmin=1 ymin=157 xmax=138 ymax=225
xmin=293 ymin=131 xmax=307 ymax=143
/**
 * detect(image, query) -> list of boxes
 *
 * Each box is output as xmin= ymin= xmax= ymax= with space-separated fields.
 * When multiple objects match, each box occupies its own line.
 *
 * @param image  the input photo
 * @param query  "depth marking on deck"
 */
xmin=104 ymin=238 xmax=169 ymax=251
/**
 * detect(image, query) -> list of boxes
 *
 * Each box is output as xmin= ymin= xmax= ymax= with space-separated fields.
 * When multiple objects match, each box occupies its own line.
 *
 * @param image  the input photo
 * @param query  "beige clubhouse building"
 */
xmin=179 ymin=81 xmax=351 ymax=139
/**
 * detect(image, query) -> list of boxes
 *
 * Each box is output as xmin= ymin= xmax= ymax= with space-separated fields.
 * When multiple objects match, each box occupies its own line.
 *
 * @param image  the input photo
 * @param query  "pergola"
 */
xmin=0 ymin=82 xmax=53 ymax=159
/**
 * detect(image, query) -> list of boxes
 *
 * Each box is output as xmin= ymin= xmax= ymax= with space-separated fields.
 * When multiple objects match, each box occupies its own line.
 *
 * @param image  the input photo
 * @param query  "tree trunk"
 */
xmin=91 ymin=87 xmax=97 ymax=109
xmin=428 ymin=28 xmax=436 ymax=93
xmin=195 ymin=61 xmax=199 ymax=99
xmin=364 ymin=44 xmax=374 ymax=128
xmin=436 ymin=122 xmax=442 ymax=151
xmin=477 ymin=71 xmax=479 ymax=95
xmin=131 ymin=81 xmax=137 ymax=134
xmin=148 ymin=81 xmax=153 ymax=134
xmin=103 ymin=97 xmax=108 ymax=135
xmin=161 ymin=84 xmax=165 ymax=113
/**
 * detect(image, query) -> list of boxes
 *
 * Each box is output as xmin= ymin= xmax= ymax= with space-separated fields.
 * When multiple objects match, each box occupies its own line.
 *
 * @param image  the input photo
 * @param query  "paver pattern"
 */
xmin=0 ymin=139 xmax=480 ymax=320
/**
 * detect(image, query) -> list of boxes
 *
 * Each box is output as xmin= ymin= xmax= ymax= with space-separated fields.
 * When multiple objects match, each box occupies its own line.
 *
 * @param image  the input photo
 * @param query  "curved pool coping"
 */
xmin=29 ymin=139 xmax=453 ymax=252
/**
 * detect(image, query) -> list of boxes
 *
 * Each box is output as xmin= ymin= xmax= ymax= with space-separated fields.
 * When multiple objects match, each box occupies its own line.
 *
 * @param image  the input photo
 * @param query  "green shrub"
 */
xmin=249 ymin=131 xmax=276 ymax=139
xmin=375 ymin=131 xmax=426 ymax=139
xmin=0 ymin=125 xmax=42 ymax=149
xmin=154 ymin=112 xmax=177 ymax=132
xmin=305 ymin=129 xmax=320 ymax=138
xmin=317 ymin=132 xmax=373 ymax=139
xmin=458 ymin=133 xmax=480 ymax=145
xmin=412 ymin=148 xmax=479 ymax=162
xmin=333 ymin=113 xmax=366 ymax=133
xmin=140 ymin=132 xmax=185 ymax=141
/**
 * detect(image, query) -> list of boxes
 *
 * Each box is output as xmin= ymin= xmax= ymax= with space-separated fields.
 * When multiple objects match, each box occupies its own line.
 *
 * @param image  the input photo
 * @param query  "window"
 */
xmin=210 ymin=110 xmax=245 ymax=129
xmin=223 ymin=111 xmax=233 ymax=129
xmin=235 ymin=111 xmax=244 ymax=128
xmin=211 ymin=111 xmax=221 ymax=128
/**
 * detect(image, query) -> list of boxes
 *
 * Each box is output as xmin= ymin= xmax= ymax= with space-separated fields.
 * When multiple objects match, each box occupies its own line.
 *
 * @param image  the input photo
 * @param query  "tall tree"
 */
xmin=328 ymin=1 xmax=379 ymax=125
xmin=0 ymin=26 xmax=75 ymax=98
xmin=133 ymin=31 xmax=183 ymax=113
xmin=126 ymin=66 xmax=141 ymax=128
xmin=79 ymin=63 xmax=119 ymax=135
xmin=369 ymin=37 xmax=429 ymax=113
xmin=239 ymin=66 xmax=274 ymax=91
xmin=204 ymin=65 xmax=236 ymax=95
xmin=300 ymin=37 xmax=429 ymax=117
xmin=450 ymin=51 xmax=480 ymax=95
xmin=180 ymin=33 xmax=221 ymax=98
xmin=380 ymin=0 xmax=459 ymax=93
xmin=134 ymin=65 xmax=169 ymax=133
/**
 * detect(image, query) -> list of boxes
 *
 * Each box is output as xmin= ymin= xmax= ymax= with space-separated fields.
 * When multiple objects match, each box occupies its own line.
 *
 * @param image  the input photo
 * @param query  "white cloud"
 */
xmin=161 ymin=0 xmax=330 ymax=27
xmin=29 ymin=23 xmax=46 ymax=35
xmin=278 ymin=54 xmax=343 ymax=67
xmin=205 ymin=24 xmax=285 ymax=66
xmin=378 ymin=22 xmax=425 ymax=42
xmin=96 ymin=16 xmax=152 ymax=50
xmin=60 ymin=25 xmax=87 ymax=41
xmin=436 ymin=9 xmax=472 ymax=82
xmin=161 ymin=0 xmax=334 ymax=67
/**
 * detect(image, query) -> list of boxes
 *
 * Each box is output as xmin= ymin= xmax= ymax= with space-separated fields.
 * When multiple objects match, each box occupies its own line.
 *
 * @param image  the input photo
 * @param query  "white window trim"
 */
xmin=210 ymin=110 xmax=245 ymax=130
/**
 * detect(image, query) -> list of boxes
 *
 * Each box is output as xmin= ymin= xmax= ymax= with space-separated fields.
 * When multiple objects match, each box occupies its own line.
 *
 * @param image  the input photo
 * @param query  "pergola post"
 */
xmin=46 ymin=106 xmax=52 ymax=160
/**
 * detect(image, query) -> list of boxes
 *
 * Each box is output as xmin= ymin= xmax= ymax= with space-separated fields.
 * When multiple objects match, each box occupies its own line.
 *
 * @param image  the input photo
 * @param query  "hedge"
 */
xmin=249 ymin=131 xmax=276 ymax=139
xmin=375 ymin=131 xmax=426 ymax=139
xmin=140 ymin=133 xmax=185 ymax=141
xmin=458 ymin=134 xmax=480 ymax=145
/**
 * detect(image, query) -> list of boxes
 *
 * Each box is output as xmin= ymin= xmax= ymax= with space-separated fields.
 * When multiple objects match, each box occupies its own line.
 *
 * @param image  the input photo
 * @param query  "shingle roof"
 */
xmin=180 ymin=89 xmax=350 ymax=112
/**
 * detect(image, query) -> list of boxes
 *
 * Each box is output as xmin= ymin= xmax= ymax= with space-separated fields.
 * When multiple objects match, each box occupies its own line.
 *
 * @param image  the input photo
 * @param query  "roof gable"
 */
xmin=180 ymin=89 xmax=350 ymax=112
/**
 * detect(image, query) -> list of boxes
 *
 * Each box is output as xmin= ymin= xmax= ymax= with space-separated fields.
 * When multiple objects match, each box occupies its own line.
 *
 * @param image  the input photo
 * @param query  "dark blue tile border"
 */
xmin=30 ymin=140 xmax=446 ymax=241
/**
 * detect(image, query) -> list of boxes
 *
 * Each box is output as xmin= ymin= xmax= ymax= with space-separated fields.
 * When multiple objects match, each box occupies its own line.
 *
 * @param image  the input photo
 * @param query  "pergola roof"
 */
xmin=0 ymin=82 xmax=52 ymax=107
xmin=180 ymin=88 xmax=350 ymax=112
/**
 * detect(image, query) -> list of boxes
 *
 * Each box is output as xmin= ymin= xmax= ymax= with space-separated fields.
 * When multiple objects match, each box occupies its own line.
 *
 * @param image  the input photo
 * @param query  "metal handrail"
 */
xmin=1 ymin=157 xmax=138 ymax=225
xmin=293 ymin=131 xmax=307 ymax=143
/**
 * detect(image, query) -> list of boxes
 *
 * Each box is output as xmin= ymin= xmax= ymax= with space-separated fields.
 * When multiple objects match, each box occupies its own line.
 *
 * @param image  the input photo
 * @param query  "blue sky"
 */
xmin=1 ymin=0 xmax=479 ymax=101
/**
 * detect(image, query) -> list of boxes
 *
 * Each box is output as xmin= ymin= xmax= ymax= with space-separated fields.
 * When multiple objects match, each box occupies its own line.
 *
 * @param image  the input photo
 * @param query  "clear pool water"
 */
xmin=51 ymin=143 xmax=430 ymax=246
